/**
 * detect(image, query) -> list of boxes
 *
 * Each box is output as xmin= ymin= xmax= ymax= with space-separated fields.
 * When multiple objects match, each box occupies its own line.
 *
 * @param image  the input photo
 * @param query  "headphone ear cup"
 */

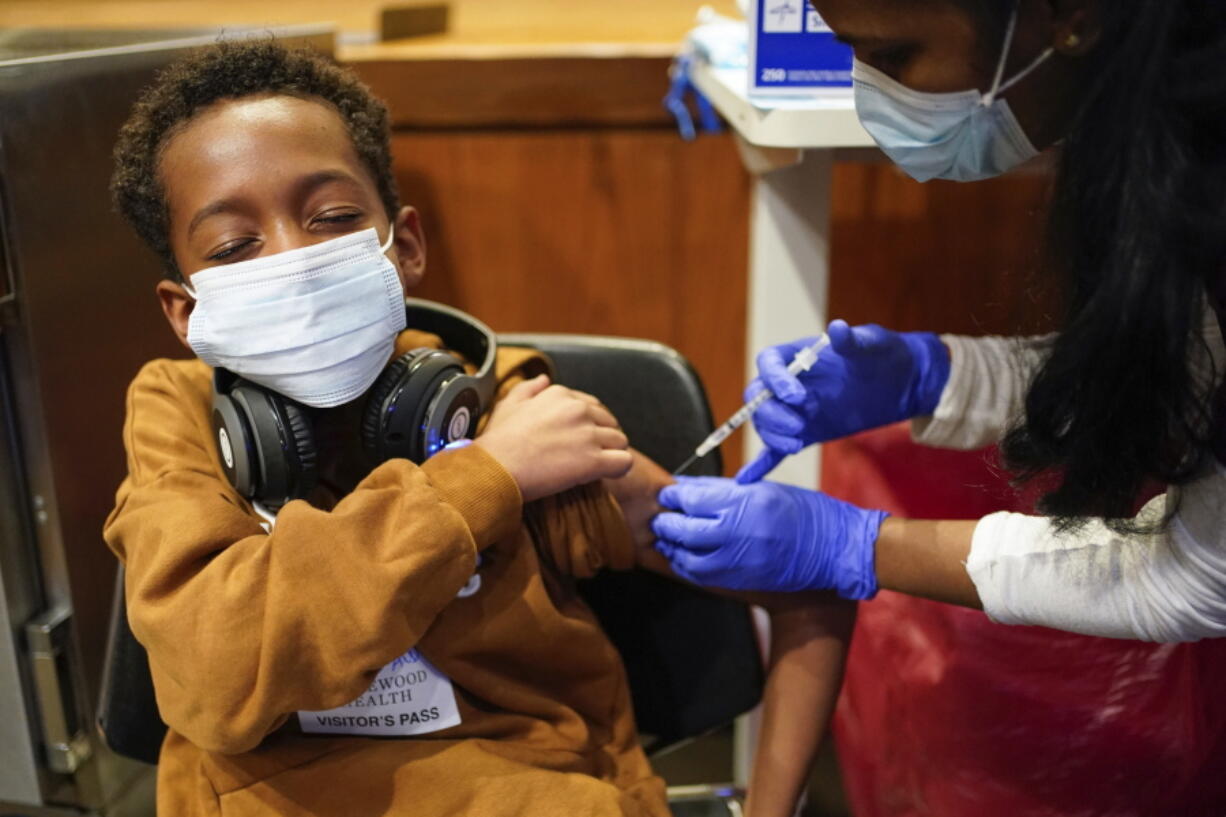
xmin=363 ymin=350 xmax=464 ymax=464
xmin=361 ymin=351 xmax=417 ymax=463
xmin=212 ymin=390 xmax=258 ymax=499
xmin=420 ymin=375 xmax=482 ymax=458
xmin=280 ymin=400 xmax=318 ymax=501
xmin=229 ymin=384 xmax=317 ymax=510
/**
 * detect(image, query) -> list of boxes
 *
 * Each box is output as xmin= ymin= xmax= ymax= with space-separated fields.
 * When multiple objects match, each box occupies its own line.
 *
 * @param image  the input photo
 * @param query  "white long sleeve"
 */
xmin=909 ymin=333 xmax=1051 ymax=450
xmin=912 ymin=308 xmax=1225 ymax=450
xmin=967 ymin=465 xmax=1226 ymax=642
xmin=907 ymin=309 xmax=1226 ymax=642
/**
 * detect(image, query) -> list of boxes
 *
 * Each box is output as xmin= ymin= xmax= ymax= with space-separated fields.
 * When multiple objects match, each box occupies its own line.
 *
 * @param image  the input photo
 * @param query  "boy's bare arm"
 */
xmin=740 ymin=593 xmax=854 ymax=817
xmin=604 ymin=451 xmax=854 ymax=817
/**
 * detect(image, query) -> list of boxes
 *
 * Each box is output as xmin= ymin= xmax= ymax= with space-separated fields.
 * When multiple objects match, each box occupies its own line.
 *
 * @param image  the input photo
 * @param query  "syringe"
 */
xmin=674 ymin=334 xmax=830 ymax=475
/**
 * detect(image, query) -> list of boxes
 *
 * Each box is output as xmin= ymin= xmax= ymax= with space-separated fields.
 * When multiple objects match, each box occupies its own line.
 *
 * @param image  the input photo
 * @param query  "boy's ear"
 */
xmin=156 ymin=279 xmax=195 ymax=351
xmin=391 ymin=206 xmax=427 ymax=291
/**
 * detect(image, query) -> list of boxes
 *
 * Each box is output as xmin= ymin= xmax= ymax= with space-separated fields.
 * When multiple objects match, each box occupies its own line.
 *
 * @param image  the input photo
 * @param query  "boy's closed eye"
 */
xmin=202 ymin=207 xmax=369 ymax=264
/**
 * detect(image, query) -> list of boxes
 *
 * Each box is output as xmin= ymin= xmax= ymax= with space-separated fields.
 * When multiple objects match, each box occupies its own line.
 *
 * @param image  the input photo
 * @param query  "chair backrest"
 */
xmin=97 ymin=567 xmax=163 ymax=764
xmin=97 ymin=334 xmax=763 ymax=762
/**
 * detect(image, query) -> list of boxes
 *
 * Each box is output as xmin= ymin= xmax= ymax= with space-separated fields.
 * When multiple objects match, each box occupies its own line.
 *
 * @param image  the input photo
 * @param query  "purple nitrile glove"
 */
xmin=737 ymin=320 xmax=950 ymax=484
xmin=651 ymin=476 xmax=888 ymax=599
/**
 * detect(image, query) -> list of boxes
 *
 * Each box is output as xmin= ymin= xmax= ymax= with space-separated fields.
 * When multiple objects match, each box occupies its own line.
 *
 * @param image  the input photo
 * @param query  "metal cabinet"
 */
xmin=0 ymin=25 xmax=332 ymax=815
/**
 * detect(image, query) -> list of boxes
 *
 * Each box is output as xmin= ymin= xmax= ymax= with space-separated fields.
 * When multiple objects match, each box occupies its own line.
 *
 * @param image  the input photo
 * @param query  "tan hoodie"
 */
xmin=103 ymin=330 xmax=668 ymax=817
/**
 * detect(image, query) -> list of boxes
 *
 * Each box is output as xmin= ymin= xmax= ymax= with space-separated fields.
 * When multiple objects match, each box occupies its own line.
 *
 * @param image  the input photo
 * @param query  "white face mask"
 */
xmin=851 ymin=5 xmax=1054 ymax=183
xmin=184 ymin=226 xmax=407 ymax=408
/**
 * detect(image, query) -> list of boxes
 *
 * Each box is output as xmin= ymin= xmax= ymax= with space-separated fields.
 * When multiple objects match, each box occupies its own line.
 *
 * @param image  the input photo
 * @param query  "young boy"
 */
xmin=105 ymin=40 xmax=850 ymax=817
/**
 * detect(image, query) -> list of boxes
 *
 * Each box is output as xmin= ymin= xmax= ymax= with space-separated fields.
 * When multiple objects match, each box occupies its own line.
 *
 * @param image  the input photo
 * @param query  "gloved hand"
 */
xmin=737 ymin=320 xmax=950 ymax=484
xmin=651 ymin=476 xmax=888 ymax=598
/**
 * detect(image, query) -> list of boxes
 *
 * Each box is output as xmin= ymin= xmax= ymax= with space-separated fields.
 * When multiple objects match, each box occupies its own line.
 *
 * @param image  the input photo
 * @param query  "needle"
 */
xmin=672 ymin=334 xmax=830 ymax=476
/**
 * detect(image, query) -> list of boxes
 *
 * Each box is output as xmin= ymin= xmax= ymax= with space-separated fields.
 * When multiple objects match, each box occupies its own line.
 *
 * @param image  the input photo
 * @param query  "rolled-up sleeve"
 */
xmin=525 ymin=484 xmax=635 ymax=579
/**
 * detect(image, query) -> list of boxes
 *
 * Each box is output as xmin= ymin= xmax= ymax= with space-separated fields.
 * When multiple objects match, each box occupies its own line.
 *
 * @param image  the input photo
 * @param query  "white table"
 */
xmin=689 ymin=61 xmax=874 ymax=789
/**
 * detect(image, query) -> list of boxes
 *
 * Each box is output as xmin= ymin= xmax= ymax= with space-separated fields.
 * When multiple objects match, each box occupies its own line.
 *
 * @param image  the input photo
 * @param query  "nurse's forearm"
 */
xmin=874 ymin=517 xmax=982 ymax=609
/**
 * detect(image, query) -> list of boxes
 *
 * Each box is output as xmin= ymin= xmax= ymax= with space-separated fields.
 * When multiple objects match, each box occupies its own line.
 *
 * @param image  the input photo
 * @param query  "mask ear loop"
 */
xmin=983 ymin=2 xmax=1055 ymax=105
xmin=996 ymin=46 xmax=1055 ymax=97
xmin=180 ymin=225 xmax=397 ymax=301
xmin=982 ymin=3 xmax=1021 ymax=106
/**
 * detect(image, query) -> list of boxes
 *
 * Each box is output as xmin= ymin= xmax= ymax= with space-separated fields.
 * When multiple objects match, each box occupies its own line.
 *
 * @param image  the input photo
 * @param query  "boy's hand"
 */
xmin=476 ymin=375 xmax=633 ymax=502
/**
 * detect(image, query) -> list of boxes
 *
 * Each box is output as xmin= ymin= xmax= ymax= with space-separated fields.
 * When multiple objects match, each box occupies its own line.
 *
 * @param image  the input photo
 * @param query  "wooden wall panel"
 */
xmin=392 ymin=129 xmax=753 ymax=469
xmin=391 ymin=131 xmax=1057 ymax=475
xmin=357 ymin=56 xmax=675 ymax=129
xmin=829 ymin=163 xmax=1058 ymax=337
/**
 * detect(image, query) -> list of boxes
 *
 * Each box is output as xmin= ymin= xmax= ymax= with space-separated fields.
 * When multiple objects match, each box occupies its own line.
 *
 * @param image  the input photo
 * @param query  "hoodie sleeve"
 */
xmin=525 ymin=483 xmax=637 ymax=579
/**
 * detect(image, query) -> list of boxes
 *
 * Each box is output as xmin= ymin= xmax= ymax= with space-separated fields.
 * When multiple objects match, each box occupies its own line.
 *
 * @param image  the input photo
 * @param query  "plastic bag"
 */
xmin=822 ymin=423 xmax=1226 ymax=817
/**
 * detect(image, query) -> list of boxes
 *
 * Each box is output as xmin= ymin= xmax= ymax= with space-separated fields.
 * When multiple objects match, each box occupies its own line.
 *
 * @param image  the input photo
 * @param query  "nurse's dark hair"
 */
xmin=110 ymin=39 xmax=399 ymax=281
xmin=989 ymin=0 xmax=1226 ymax=530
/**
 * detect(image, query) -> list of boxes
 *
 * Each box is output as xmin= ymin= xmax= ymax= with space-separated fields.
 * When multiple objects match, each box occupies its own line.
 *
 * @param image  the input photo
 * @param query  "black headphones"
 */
xmin=210 ymin=298 xmax=499 ymax=511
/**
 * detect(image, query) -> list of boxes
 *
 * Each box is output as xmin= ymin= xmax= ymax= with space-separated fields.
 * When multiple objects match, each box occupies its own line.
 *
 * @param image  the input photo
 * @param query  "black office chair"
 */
xmin=98 ymin=335 xmax=763 ymax=770
xmin=502 ymin=334 xmax=763 ymax=753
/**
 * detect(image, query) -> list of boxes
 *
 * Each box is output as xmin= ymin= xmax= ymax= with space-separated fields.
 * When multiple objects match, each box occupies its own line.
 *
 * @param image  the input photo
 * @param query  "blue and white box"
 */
xmin=749 ymin=1 xmax=853 ymax=96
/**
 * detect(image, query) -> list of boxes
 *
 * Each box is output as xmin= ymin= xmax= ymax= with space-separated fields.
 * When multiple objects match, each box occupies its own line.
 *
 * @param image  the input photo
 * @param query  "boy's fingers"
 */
xmin=567 ymin=388 xmax=603 ymax=406
xmin=586 ymin=402 xmax=621 ymax=429
xmin=503 ymin=374 xmax=551 ymax=404
xmin=596 ymin=449 xmax=634 ymax=479
xmin=595 ymin=426 xmax=630 ymax=451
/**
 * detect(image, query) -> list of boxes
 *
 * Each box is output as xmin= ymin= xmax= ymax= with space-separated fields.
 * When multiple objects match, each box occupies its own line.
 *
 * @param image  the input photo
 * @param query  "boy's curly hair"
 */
xmin=111 ymin=39 xmax=399 ymax=280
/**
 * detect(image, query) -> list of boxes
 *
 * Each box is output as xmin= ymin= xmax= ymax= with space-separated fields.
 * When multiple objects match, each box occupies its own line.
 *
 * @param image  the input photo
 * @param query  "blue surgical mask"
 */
xmin=852 ymin=6 xmax=1054 ymax=183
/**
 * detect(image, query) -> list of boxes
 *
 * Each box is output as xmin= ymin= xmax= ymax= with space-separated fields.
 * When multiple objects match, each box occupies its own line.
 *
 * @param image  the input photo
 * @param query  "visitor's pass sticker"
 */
xmin=298 ymin=648 xmax=461 ymax=736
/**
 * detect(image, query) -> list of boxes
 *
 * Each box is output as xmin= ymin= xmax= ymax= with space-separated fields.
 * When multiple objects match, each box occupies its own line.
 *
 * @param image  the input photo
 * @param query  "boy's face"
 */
xmin=154 ymin=94 xmax=424 ymax=349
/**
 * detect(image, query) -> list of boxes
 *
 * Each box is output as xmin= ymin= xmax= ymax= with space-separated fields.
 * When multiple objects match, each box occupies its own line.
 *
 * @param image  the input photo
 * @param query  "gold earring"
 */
xmin=1065 ymin=32 xmax=1082 ymax=49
